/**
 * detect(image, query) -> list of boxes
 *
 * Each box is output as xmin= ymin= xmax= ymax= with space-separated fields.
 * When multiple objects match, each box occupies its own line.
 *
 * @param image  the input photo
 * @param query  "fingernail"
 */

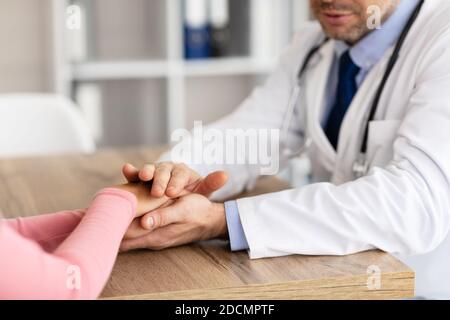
xmin=147 ymin=217 xmax=154 ymax=229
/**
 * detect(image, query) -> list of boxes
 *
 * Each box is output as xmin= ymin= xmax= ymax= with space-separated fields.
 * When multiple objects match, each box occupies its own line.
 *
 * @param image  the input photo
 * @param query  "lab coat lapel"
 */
xmin=304 ymin=40 xmax=337 ymax=172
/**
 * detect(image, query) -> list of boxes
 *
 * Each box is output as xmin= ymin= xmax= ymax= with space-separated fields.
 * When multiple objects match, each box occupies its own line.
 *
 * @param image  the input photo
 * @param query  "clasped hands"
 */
xmin=114 ymin=163 xmax=229 ymax=252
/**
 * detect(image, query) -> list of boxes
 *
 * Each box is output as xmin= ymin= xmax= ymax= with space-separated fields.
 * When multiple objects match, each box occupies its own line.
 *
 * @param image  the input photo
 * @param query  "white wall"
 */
xmin=89 ymin=0 xmax=166 ymax=60
xmin=0 ymin=0 xmax=52 ymax=93
xmin=0 ymin=0 xmax=274 ymax=148
xmin=185 ymin=75 xmax=260 ymax=128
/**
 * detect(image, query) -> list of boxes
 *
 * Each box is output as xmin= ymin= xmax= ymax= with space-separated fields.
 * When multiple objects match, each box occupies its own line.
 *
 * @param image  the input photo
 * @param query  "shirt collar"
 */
xmin=334 ymin=0 xmax=421 ymax=70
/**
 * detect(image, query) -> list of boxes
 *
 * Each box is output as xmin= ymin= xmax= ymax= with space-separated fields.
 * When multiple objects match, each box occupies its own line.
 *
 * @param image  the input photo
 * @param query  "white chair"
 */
xmin=0 ymin=94 xmax=96 ymax=158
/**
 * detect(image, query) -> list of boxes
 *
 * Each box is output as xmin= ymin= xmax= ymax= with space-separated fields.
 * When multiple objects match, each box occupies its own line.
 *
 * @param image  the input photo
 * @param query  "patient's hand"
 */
xmin=113 ymin=183 xmax=172 ymax=218
xmin=122 ymin=197 xmax=176 ymax=240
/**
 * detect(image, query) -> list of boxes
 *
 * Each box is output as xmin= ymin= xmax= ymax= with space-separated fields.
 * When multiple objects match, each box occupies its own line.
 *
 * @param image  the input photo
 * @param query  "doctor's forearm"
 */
xmin=235 ymin=160 xmax=450 ymax=259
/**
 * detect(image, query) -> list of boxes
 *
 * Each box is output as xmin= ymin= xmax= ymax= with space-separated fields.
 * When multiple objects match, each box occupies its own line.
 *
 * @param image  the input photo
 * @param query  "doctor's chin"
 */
xmin=2 ymin=0 xmax=450 ymax=311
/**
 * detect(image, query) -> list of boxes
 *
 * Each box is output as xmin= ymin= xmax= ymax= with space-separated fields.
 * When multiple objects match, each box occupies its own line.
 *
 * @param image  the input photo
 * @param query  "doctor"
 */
xmin=121 ymin=0 xmax=450 ymax=298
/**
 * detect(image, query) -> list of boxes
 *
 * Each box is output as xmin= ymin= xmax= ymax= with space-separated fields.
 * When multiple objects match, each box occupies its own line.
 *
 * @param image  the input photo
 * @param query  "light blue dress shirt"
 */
xmin=225 ymin=0 xmax=421 ymax=252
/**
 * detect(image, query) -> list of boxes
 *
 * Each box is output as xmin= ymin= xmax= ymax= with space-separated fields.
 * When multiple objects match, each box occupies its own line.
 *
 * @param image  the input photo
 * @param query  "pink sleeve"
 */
xmin=4 ymin=209 xmax=85 ymax=252
xmin=0 ymin=188 xmax=136 ymax=300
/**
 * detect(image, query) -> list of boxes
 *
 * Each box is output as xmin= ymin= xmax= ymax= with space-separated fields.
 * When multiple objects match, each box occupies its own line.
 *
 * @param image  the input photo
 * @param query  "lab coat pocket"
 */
xmin=367 ymin=120 xmax=402 ymax=169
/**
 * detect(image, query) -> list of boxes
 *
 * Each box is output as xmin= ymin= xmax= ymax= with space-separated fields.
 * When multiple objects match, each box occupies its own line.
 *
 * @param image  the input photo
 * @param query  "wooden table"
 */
xmin=0 ymin=147 xmax=415 ymax=300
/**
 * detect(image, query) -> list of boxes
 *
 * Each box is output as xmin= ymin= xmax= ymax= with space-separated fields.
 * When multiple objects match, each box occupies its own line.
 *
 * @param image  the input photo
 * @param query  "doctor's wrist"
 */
xmin=211 ymin=202 xmax=228 ymax=240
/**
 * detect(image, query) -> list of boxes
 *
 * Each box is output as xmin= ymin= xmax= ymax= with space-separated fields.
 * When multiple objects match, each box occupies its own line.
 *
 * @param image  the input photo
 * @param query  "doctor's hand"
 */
xmin=122 ymin=163 xmax=228 ymax=199
xmin=120 ymin=194 xmax=227 ymax=252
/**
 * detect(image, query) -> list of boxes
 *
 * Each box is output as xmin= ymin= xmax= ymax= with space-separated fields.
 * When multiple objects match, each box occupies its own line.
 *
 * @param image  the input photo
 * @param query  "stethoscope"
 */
xmin=281 ymin=0 xmax=425 ymax=178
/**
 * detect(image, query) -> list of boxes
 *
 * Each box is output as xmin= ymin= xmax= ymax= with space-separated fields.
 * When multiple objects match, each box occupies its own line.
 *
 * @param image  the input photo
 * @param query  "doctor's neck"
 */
xmin=310 ymin=0 xmax=400 ymax=45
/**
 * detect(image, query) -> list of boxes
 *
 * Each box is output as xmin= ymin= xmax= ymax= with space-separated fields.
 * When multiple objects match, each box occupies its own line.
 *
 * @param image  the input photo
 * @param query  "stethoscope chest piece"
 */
xmin=352 ymin=153 xmax=369 ymax=178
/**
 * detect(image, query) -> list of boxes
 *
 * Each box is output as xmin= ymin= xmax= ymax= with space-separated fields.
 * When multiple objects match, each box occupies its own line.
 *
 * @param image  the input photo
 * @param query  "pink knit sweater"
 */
xmin=0 ymin=188 xmax=136 ymax=300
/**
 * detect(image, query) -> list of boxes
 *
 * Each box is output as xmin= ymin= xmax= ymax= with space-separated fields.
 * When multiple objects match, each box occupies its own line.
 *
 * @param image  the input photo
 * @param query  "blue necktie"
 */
xmin=324 ymin=51 xmax=361 ymax=150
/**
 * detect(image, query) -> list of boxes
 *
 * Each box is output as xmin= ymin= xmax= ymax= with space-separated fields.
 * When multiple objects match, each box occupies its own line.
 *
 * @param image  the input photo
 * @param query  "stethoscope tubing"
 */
xmin=281 ymin=0 xmax=425 ymax=176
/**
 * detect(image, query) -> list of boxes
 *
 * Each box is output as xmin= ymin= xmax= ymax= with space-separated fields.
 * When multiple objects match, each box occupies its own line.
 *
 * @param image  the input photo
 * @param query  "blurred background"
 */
xmin=0 ymin=0 xmax=310 ymax=150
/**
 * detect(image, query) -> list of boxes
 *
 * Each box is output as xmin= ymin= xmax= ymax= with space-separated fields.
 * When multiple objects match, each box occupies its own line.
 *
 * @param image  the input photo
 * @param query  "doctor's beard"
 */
xmin=310 ymin=0 xmax=399 ymax=45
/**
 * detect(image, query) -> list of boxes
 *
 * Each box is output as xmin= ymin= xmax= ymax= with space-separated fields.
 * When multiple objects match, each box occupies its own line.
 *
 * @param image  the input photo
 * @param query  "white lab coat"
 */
xmin=160 ymin=0 xmax=450 ymax=298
